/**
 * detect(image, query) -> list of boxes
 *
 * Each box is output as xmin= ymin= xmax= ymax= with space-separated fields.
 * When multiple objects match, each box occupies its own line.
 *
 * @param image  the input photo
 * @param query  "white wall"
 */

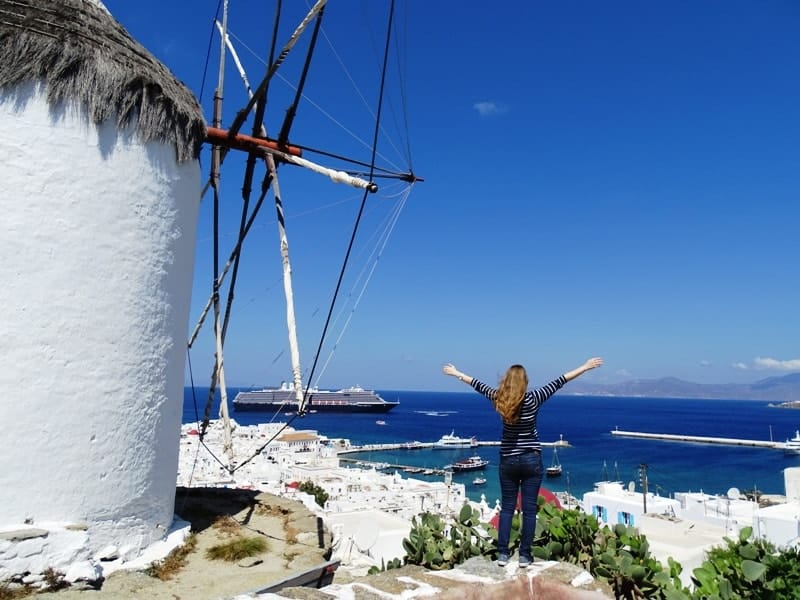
xmin=0 ymin=82 xmax=200 ymax=557
xmin=785 ymin=467 xmax=800 ymax=503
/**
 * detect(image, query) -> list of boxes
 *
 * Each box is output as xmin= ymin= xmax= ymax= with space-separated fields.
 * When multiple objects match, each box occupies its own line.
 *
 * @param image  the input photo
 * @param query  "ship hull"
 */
xmin=233 ymin=387 xmax=398 ymax=413
xmin=234 ymin=401 xmax=398 ymax=413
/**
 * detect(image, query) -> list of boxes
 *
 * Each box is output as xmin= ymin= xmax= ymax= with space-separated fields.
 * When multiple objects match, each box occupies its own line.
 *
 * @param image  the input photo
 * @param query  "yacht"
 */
xmin=783 ymin=430 xmax=800 ymax=455
xmin=433 ymin=431 xmax=478 ymax=449
xmin=446 ymin=456 xmax=489 ymax=472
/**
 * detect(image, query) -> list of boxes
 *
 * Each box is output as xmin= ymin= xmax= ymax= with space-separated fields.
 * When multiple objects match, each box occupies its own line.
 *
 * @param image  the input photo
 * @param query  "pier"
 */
xmin=337 ymin=438 xmax=569 ymax=455
xmin=611 ymin=429 xmax=783 ymax=449
xmin=338 ymin=457 xmax=448 ymax=476
xmin=335 ymin=438 xmax=570 ymax=475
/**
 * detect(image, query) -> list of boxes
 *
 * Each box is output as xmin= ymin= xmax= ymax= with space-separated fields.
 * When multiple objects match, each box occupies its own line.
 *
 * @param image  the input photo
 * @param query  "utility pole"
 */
xmin=639 ymin=464 xmax=649 ymax=514
xmin=565 ymin=473 xmax=572 ymax=509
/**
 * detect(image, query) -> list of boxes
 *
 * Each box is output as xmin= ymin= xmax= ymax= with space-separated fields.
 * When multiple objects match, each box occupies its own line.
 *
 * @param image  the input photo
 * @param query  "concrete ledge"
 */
xmin=0 ymin=528 xmax=49 ymax=541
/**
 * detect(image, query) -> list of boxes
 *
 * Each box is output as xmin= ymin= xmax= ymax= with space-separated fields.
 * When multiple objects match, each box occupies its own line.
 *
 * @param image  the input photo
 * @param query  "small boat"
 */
xmin=783 ymin=430 xmax=800 ymax=455
xmin=473 ymin=476 xmax=486 ymax=485
xmin=446 ymin=455 xmax=489 ymax=472
xmin=375 ymin=420 xmax=386 ymax=425
xmin=433 ymin=431 xmax=478 ymax=449
xmin=546 ymin=447 xmax=562 ymax=477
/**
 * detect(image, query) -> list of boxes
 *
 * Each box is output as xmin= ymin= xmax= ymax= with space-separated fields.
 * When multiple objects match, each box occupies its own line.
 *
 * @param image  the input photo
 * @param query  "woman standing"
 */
xmin=443 ymin=357 xmax=603 ymax=567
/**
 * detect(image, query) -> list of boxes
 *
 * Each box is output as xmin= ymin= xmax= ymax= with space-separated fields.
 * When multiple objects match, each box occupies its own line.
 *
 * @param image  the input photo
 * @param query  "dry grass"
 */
xmin=0 ymin=582 xmax=34 ymax=599
xmin=205 ymin=537 xmax=268 ymax=562
xmin=256 ymin=501 xmax=298 ymax=543
xmin=211 ymin=515 xmax=241 ymax=536
xmin=255 ymin=503 xmax=291 ymax=518
xmin=42 ymin=568 xmax=69 ymax=591
xmin=0 ymin=568 xmax=66 ymax=598
xmin=284 ymin=523 xmax=299 ymax=544
xmin=282 ymin=548 xmax=302 ymax=563
xmin=145 ymin=533 xmax=198 ymax=581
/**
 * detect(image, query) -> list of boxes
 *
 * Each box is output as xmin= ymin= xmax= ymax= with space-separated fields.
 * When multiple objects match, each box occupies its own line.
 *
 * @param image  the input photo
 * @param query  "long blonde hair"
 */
xmin=494 ymin=364 xmax=528 ymax=424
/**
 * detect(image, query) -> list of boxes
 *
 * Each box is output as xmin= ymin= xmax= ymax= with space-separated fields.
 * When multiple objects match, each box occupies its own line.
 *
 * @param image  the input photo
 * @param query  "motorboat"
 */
xmin=446 ymin=455 xmax=489 ymax=472
xmin=546 ymin=447 xmax=562 ymax=477
xmin=433 ymin=431 xmax=477 ymax=449
xmin=783 ymin=430 xmax=800 ymax=455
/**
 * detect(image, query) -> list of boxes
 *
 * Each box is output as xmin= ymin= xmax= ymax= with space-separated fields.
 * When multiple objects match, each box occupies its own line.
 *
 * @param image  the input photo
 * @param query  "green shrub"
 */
xmin=400 ymin=498 xmax=800 ymax=599
xmin=691 ymin=526 xmax=800 ymax=599
xmin=367 ymin=557 xmax=404 ymax=575
xmin=402 ymin=504 xmax=498 ymax=570
xmin=205 ymin=536 xmax=268 ymax=562
xmin=298 ymin=480 xmax=329 ymax=508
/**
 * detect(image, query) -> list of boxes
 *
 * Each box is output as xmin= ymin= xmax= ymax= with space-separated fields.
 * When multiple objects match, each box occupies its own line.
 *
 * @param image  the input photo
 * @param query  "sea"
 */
xmin=183 ymin=387 xmax=800 ymax=507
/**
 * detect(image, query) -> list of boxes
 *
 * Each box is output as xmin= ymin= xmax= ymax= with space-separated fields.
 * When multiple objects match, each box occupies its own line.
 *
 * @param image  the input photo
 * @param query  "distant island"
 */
xmin=564 ymin=372 xmax=800 ymax=402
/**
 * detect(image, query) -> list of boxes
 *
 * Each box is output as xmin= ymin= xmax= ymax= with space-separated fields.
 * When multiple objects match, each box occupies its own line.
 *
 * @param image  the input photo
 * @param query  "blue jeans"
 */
xmin=497 ymin=450 xmax=543 ymax=560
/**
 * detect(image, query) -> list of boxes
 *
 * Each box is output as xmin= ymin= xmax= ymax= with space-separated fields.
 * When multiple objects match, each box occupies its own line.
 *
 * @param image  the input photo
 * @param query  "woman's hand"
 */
xmin=443 ymin=363 xmax=472 ymax=384
xmin=564 ymin=357 xmax=603 ymax=382
xmin=442 ymin=363 xmax=460 ymax=378
xmin=583 ymin=357 xmax=603 ymax=371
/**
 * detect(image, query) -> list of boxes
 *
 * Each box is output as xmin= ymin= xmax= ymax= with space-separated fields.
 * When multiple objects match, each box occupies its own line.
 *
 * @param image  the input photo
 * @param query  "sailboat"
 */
xmin=546 ymin=447 xmax=563 ymax=477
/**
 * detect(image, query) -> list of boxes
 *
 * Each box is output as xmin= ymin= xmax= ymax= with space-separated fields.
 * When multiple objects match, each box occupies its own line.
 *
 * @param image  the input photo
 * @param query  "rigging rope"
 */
xmin=220 ymin=26 xmax=416 ymax=180
xmin=299 ymin=0 xmax=397 ymax=415
xmin=277 ymin=3 xmax=325 ymax=145
xmin=315 ymin=184 xmax=410 ymax=384
xmin=192 ymin=0 xmax=414 ymax=475
xmin=228 ymin=0 xmax=328 ymax=139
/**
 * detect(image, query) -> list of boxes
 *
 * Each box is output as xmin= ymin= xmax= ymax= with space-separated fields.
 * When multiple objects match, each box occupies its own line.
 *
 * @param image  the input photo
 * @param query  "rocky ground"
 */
xmin=26 ymin=487 xmax=612 ymax=600
xmin=46 ymin=487 xmax=332 ymax=600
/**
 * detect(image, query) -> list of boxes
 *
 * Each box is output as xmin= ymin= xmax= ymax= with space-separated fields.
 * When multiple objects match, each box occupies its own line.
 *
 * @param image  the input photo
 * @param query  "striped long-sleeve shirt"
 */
xmin=471 ymin=375 xmax=567 ymax=457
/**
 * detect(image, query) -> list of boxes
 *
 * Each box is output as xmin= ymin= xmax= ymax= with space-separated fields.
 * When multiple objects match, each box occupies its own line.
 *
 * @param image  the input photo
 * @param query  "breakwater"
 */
xmin=610 ymin=429 xmax=783 ymax=449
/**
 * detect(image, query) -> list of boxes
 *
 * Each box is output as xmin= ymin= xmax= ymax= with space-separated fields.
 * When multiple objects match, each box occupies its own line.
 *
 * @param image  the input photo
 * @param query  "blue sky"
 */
xmin=103 ymin=1 xmax=800 ymax=391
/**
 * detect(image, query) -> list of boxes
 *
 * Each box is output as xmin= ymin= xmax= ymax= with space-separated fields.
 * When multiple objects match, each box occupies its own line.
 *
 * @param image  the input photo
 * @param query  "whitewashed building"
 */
xmin=0 ymin=0 xmax=204 ymax=583
xmin=753 ymin=467 xmax=800 ymax=549
xmin=582 ymin=481 xmax=681 ymax=528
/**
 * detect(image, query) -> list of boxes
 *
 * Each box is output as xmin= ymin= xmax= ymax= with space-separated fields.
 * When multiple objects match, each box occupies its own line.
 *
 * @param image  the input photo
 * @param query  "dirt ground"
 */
xmin=50 ymin=487 xmax=333 ymax=600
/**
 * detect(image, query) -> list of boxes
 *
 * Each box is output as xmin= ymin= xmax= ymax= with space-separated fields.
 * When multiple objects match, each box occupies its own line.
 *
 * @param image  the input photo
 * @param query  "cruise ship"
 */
xmin=233 ymin=381 xmax=399 ymax=413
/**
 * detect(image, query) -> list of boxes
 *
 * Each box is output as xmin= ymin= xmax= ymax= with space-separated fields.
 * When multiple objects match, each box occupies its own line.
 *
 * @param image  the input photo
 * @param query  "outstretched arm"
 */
xmin=442 ymin=363 xmax=474 ymax=385
xmin=563 ymin=357 xmax=603 ymax=382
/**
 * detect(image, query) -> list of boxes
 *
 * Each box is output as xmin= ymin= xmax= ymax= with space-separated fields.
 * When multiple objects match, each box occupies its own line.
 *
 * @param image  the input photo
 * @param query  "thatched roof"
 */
xmin=0 ymin=0 xmax=205 ymax=163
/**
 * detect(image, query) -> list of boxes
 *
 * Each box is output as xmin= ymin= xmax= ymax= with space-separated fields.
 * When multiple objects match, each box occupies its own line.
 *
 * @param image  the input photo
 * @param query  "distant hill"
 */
xmin=564 ymin=372 xmax=800 ymax=402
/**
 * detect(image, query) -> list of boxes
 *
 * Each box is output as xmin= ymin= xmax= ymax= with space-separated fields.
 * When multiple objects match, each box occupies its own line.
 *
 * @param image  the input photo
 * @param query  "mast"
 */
xmin=218 ymin=16 xmax=310 ymax=412
xmin=209 ymin=0 xmax=233 ymax=466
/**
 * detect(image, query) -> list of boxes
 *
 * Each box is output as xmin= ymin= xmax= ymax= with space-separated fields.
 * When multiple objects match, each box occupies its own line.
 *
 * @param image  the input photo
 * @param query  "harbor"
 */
xmin=611 ymin=428 xmax=785 ymax=449
xmin=335 ymin=437 xmax=572 ymax=475
xmin=337 ymin=437 xmax=570 ymax=454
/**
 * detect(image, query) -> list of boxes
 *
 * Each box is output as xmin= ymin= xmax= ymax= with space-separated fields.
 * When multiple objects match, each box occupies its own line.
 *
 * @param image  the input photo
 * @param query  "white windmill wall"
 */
xmin=0 ymin=82 xmax=200 ymax=556
xmin=786 ymin=467 xmax=800 ymax=503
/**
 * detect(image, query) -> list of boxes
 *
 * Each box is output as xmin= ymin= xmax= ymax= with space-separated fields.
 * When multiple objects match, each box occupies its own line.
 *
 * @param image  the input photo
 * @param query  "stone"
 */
xmin=0 ymin=528 xmax=49 ymax=541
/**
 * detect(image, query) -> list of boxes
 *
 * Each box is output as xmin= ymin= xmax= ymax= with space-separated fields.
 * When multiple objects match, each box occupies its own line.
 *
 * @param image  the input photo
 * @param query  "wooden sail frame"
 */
xmin=187 ymin=0 xmax=417 ymax=475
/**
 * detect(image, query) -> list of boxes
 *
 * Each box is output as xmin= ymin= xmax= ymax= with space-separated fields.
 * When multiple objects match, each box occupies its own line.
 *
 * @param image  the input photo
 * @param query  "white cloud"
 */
xmin=753 ymin=357 xmax=800 ymax=371
xmin=473 ymin=101 xmax=507 ymax=116
xmin=732 ymin=362 xmax=749 ymax=371
xmin=615 ymin=368 xmax=632 ymax=378
xmin=699 ymin=360 xmax=712 ymax=367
